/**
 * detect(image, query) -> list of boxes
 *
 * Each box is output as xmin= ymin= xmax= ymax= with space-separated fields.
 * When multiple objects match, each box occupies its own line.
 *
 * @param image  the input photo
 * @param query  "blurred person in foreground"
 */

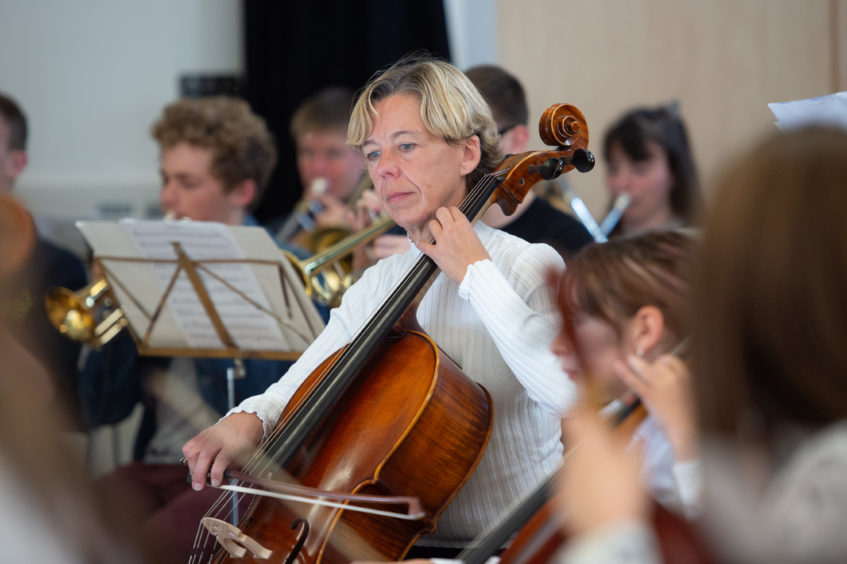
xmin=556 ymin=125 xmax=847 ymax=563
xmin=0 ymin=193 xmax=149 ymax=562
xmin=552 ymin=230 xmax=701 ymax=519
xmin=0 ymin=91 xmax=88 ymax=424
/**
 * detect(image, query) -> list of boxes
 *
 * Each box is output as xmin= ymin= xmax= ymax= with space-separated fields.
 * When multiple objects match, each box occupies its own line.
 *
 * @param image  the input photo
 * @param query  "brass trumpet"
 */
xmin=45 ymin=216 xmax=397 ymax=346
xmin=45 ymin=277 xmax=127 ymax=347
xmin=276 ymin=175 xmax=375 ymax=254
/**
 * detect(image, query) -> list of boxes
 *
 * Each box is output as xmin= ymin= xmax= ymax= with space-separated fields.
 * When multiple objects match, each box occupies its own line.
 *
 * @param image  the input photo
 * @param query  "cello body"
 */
xmin=489 ymin=399 xmax=714 ymax=564
xmin=207 ymin=327 xmax=492 ymax=564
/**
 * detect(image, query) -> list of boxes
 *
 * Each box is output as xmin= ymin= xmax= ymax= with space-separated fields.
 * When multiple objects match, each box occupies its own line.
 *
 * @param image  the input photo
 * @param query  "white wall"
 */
xmin=443 ymin=0 xmax=498 ymax=70
xmin=1 ymin=0 xmax=499 ymax=255
xmin=0 ymin=0 xmax=242 ymax=251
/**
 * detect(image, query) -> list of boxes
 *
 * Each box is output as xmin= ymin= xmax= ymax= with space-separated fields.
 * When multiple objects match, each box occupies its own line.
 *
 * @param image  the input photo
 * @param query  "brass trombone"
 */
xmin=282 ymin=214 xmax=395 ymax=308
xmin=45 ymin=215 xmax=397 ymax=346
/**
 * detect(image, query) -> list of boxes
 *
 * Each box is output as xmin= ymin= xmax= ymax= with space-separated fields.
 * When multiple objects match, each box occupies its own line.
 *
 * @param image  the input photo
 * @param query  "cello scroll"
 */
xmin=489 ymin=104 xmax=595 ymax=217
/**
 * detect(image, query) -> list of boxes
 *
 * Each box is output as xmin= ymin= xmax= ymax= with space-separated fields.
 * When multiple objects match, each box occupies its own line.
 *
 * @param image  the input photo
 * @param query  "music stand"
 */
xmin=76 ymin=219 xmax=324 ymax=366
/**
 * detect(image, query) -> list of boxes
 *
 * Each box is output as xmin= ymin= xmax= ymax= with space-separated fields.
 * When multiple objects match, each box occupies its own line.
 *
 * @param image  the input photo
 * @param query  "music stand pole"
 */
xmin=226 ymin=356 xmax=246 ymax=523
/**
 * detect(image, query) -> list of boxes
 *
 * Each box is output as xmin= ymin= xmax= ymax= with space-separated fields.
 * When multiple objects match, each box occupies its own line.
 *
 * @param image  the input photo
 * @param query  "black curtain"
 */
xmin=244 ymin=1 xmax=452 ymax=225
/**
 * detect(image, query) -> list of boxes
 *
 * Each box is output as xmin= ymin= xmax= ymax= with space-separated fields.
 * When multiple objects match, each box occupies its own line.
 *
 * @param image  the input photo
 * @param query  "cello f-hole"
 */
xmin=284 ymin=519 xmax=310 ymax=564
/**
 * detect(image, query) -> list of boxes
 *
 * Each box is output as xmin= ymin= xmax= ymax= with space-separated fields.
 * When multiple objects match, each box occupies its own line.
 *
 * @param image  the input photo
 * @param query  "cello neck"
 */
xmin=456 ymin=473 xmax=554 ymax=564
xmin=455 ymin=398 xmax=647 ymax=564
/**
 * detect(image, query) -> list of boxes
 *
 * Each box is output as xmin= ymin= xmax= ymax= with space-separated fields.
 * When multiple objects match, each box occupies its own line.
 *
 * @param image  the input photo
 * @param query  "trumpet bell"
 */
xmin=45 ymin=286 xmax=96 ymax=341
xmin=44 ymin=278 xmax=128 ymax=346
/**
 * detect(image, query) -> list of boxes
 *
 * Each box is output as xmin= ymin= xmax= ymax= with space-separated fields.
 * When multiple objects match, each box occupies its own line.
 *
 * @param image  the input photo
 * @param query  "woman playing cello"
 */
xmin=182 ymin=55 xmax=577 ymax=559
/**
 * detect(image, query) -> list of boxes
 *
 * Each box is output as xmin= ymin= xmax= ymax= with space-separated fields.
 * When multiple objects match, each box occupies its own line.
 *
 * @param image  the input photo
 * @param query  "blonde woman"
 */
xmin=184 ymin=55 xmax=577 ymax=558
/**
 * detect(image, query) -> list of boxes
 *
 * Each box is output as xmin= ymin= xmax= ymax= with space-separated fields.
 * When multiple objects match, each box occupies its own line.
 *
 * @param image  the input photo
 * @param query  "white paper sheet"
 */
xmin=76 ymin=219 xmax=324 ymax=355
xmin=119 ymin=219 xmax=284 ymax=350
xmin=768 ymin=91 xmax=847 ymax=131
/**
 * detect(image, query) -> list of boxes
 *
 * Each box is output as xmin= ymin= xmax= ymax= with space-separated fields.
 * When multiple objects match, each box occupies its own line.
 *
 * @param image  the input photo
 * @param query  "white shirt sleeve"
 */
xmin=228 ymin=253 xmax=392 ymax=436
xmin=458 ymin=253 xmax=577 ymax=416
xmin=557 ymin=520 xmax=660 ymax=564
xmin=672 ymin=458 xmax=703 ymax=519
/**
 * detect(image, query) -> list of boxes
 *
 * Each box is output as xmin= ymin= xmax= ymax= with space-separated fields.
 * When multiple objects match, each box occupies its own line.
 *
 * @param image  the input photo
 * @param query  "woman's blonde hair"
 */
xmin=347 ymin=54 xmax=503 ymax=189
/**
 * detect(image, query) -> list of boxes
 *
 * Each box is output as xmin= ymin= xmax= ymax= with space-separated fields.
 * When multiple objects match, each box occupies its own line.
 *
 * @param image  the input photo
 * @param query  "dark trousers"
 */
xmin=404 ymin=545 xmax=465 ymax=559
xmin=96 ymin=462 xmax=221 ymax=564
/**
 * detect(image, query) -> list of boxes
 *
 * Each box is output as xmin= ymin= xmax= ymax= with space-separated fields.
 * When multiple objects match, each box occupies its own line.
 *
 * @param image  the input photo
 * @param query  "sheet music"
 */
xmin=76 ymin=219 xmax=324 ymax=356
xmin=768 ymin=91 xmax=847 ymax=131
xmin=120 ymin=219 xmax=285 ymax=350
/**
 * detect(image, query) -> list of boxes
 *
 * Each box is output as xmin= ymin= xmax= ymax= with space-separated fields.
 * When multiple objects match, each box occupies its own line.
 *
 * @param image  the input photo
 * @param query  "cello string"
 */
xmin=192 ymin=487 xmax=240 ymax=561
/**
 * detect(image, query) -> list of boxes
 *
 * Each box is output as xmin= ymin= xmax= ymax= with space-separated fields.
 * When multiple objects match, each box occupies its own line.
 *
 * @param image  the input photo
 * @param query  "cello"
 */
xmin=189 ymin=103 xmax=595 ymax=564
xmin=456 ymin=334 xmax=713 ymax=564
xmin=457 ymin=397 xmax=713 ymax=564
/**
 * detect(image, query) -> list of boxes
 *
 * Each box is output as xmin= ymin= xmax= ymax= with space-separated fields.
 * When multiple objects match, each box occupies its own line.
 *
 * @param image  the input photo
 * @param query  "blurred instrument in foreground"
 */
xmin=45 ymin=277 xmax=126 ymax=347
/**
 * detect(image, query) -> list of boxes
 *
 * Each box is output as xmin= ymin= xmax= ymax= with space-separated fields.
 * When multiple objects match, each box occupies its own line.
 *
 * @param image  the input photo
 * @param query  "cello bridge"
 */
xmin=200 ymin=517 xmax=273 ymax=560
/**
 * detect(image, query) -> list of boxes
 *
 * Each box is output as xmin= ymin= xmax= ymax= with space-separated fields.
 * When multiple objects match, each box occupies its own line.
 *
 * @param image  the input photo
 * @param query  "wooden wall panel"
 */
xmin=498 ymin=0 xmax=839 ymax=215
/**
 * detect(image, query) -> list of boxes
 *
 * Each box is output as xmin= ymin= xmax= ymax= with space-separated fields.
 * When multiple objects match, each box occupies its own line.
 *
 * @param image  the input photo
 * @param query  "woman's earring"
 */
xmin=636 ymin=346 xmax=644 ymax=358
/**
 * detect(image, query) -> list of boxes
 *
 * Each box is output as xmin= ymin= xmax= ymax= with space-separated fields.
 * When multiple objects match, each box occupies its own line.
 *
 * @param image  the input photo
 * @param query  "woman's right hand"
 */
xmin=615 ymin=354 xmax=698 ymax=462
xmin=348 ymin=190 xmax=411 ymax=270
xmin=557 ymin=403 xmax=649 ymax=536
xmin=182 ymin=412 xmax=265 ymax=491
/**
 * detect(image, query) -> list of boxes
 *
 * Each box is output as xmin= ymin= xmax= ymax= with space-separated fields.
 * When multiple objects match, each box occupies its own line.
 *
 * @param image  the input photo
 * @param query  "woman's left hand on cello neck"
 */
xmin=413 ymin=206 xmax=491 ymax=285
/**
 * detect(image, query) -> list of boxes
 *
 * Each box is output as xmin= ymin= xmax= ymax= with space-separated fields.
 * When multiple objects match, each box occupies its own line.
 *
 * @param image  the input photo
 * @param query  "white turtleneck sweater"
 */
xmin=232 ymin=221 xmax=577 ymax=544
